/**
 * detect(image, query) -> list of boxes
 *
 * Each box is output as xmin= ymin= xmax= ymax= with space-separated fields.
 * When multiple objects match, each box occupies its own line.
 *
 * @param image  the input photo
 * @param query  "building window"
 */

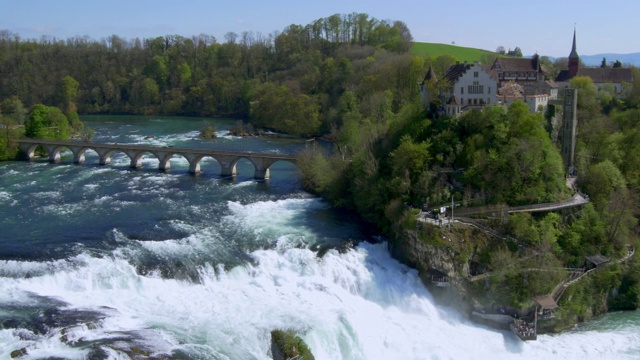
xmin=474 ymin=71 xmax=479 ymax=78
xmin=488 ymin=87 xmax=491 ymax=94
xmin=468 ymin=83 xmax=484 ymax=94
xmin=461 ymin=87 xmax=464 ymax=94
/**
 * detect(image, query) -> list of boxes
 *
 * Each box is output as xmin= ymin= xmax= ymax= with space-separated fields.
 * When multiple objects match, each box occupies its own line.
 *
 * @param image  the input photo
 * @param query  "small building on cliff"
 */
xmin=585 ymin=254 xmax=610 ymax=270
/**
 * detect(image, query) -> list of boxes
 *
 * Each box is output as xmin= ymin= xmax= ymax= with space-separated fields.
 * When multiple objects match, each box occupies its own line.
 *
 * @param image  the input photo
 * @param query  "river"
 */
xmin=0 ymin=115 xmax=638 ymax=359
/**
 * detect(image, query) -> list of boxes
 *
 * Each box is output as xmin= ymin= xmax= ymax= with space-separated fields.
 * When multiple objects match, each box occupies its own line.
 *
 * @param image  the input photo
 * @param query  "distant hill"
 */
xmin=411 ymin=42 xmax=495 ymax=63
xmin=579 ymin=53 xmax=640 ymax=67
xmin=412 ymin=42 xmax=640 ymax=68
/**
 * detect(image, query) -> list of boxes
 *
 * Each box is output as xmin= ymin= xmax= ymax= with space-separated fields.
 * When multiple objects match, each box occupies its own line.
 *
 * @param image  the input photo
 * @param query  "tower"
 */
xmin=420 ymin=64 xmax=438 ymax=106
xmin=568 ymin=28 xmax=579 ymax=77
xmin=560 ymin=88 xmax=578 ymax=175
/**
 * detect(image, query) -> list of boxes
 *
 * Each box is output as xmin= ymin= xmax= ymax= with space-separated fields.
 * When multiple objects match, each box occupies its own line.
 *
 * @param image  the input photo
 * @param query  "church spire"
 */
xmin=569 ymin=27 xmax=579 ymax=59
xmin=568 ymin=26 xmax=579 ymax=77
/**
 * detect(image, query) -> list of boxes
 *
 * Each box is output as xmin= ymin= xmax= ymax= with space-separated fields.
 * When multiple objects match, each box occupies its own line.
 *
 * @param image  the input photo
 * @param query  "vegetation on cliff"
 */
xmin=300 ymin=71 xmax=639 ymax=319
xmin=270 ymin=330 xmax=315 ymax=360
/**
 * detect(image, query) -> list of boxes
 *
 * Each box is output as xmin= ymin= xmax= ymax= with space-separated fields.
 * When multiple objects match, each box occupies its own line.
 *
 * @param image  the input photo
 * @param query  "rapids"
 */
xmin=0 ymin=116 xmax=638 ymax=359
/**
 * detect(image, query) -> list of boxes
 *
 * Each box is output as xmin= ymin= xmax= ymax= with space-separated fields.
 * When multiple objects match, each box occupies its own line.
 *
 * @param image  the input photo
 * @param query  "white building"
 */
xmin=437 ymin=61 xmax=498 ymax=116
xmin=499 ymin=93 xmax=551 ymax=113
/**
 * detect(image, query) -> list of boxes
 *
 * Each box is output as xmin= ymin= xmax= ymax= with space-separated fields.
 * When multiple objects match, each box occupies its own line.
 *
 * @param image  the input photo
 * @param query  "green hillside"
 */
xmin=411 ymin=42 xmax=496 ymax=63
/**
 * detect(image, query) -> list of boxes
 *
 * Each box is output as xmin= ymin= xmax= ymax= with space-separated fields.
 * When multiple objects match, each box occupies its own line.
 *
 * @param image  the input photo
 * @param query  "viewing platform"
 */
xmin=430 ymin=275 xmax=450 ymax=287
xmin=510 ymin=318 xmax=537 ymax=341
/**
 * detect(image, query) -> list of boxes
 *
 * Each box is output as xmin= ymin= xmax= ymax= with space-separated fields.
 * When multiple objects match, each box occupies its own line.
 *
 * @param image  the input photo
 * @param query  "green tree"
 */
xmin=131 ymin=77 xmax=161 ymax=112
xmin=145 ymin=55 xmax=169 ymax=88
xmin=625 ymin=67 xmax=640 ymax=108
xmin=512 ymin=47 xmax=523 ymax=57
xmin=461 ymin=101 xmax=566 ymax=205
xmin=582 ymin=159 xmax=626 ymax=211
xmin=61 ymin=76 xmax=79 ymax=107
xmin=25 ymin=104 xmax=71 ymax=140
xmin=570 ymin=76 xmax=599 ymax=115
xmin=250 ymin=82 xmax=321 ymax=136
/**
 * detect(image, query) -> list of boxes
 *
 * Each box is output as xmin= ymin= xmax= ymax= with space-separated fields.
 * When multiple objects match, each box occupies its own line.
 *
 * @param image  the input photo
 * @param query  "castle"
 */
xmin=421 ymin=29 xmax=634 ymax=117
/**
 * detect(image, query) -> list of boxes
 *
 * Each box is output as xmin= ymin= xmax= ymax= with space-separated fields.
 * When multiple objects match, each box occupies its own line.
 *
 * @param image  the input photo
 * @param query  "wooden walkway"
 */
xmin=553 ymin=245 xmax=635 ymax=303
xmin=453 ymin=193 xmax=589 ymax=217
xmin=425 ymin=176 xmax=588 ymax=219
xmin=467 ymin=246 xmax=635 ymax=289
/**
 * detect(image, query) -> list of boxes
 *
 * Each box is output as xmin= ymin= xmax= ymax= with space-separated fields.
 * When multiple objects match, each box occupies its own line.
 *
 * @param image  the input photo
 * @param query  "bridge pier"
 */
xmin=41 ymin=144 xmax=61 ymax=163
xmin=217 ymin=155 xmax=237 ymax=177
xmin=125 ymin=150 xmax=142 ymax=169
xmin=252 ymin=158 xmax=278 ymax=180
xmin=48 ymin=150 xmax=61 ymax=163
xmin=182 ymin=154 xmax=202 ymax=174
xmin=254 ymin=168 xmax=270 ymax=180
xmin=155 ymin=151 xmax=173 ymax=172
xmin=67 ymin=146 xmax=86 ymax=164
xmin=158 ymin=159 xmax=170 ymax=171
xmin=188 ymin=162 xmax=200 ymax=174
xmin=94 ymin=148 xmax=113 ymax=165
xmin=220 ymin=164 xmax=237 ymax=177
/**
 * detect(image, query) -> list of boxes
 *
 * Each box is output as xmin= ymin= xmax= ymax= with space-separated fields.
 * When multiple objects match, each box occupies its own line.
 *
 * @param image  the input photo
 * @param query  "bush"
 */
xmin=270 ymin=330 xmax=315 ymax=360
xmin=201 ymin=124 xmax=216 ymax=139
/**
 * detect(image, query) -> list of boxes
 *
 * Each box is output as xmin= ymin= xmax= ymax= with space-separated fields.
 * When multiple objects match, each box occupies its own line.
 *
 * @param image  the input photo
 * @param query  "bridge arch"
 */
xmin=215 ymin=156 xmax=298 ymax=180
xmin=126 ymin=150 xmax=168 ymax=169
xmin=250 ymin=157 xmax=298 ymax=180
xmin=71 ymin=147 xmax=100 ymax=164
xmin=21 ymin=144 xmax=48 ymax=160
xmin=149 ymin=150 xmax=182 ymax=171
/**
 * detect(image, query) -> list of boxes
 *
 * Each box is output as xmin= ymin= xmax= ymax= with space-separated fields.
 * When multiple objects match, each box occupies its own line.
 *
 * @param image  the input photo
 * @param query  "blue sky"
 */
xmin=1 ymin=0 xmax=638 ymax=57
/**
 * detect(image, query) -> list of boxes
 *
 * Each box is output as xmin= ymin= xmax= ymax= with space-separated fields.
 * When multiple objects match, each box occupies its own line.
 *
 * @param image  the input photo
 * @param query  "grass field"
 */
xmin=411 ymin=42 xmax=496 ymax=63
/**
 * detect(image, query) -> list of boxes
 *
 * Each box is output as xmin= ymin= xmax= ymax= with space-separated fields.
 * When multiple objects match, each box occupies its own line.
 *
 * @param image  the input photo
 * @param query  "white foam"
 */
xmin=226 ymin=198 xmax=325 ymax=226
xmin=216 ymin=130 xmax=242 ymax=140
xmin=0 ymin=258 xmax=80 ymax=280
xmin=1 ymin=240 xmax=639 ymax=359
xmin=37 ymin=203 xmax=83 ymax=216
xmin=0 ymin=191 xmax=11 ymax=201
xmin=32 ymin=191 xmax=61 ymax=199
xmin=126 ymin=131 xmax=202 ymax=147
xmin=2 ymin=174 xmax=638 ymax=359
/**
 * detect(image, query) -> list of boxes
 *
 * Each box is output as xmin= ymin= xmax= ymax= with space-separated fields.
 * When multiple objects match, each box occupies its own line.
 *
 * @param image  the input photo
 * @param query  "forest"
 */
xmin=1 ymin=12 xmax=640 ymax=318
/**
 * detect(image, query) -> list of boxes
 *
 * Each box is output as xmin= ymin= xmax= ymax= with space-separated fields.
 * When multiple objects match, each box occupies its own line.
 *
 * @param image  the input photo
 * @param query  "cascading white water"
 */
xmin=1 ymin=198 xmax=638 ymax=359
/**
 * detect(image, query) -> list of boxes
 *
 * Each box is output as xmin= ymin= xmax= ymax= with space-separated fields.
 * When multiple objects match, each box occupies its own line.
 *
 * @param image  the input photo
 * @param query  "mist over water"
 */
xmin=1 ymin=116 xmax=638 ymax=359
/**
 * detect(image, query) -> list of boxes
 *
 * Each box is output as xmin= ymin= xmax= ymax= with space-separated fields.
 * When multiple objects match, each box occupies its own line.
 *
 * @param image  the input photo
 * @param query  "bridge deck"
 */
xmin=17 ymin=138 xmax=298 ymax=161
xmin=17 ymin=138 xmax=298 ymax=179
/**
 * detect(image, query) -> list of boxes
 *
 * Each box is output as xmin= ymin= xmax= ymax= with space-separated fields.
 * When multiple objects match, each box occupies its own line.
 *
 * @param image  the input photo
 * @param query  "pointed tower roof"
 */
xmin=423 ymin=64 xmax=437 ymax=83
xmin=569 ymin=27 xmax=579 ymax=59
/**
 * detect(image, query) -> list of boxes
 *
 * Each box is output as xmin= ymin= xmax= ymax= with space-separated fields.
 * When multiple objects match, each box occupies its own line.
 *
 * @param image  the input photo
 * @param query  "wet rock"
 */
xmin=10 ymin=348 xmax=28 ymax=358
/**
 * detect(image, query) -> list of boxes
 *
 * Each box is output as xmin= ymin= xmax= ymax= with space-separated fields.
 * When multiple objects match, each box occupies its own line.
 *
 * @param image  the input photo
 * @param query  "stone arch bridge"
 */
xmin=17 ymin=139 xmax=298 ymax=180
